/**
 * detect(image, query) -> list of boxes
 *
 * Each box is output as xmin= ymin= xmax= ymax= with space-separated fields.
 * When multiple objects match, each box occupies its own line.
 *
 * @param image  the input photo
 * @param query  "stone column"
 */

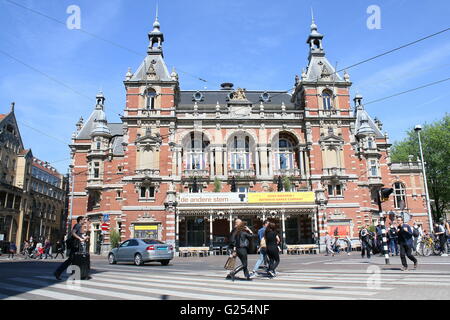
xmin=209 ymin=149 xmax=215 ymax=176
xmin=268 ymin=148 xmax=273 ymax=176
xmin=175 ymin=211 xmax=179 ymax=254
xmin=281 ymin=211 xmax=286 ymax=254
xmin=223 ymin=148 xmax=228 ymax=177
xmin=255 ymin=148 xmax=260 ymax=176
xmin=300 ymin=149 xmax=305 ymax=178
xmin=215 ymin=147 xmax=223 ymax=176
xmin=177 ymin=148 xmax=182 ymax=176
xmin=209 ymin=213 xmax=213 ymax=252
xmin=260 ymin=147 xmax=268 ymax=176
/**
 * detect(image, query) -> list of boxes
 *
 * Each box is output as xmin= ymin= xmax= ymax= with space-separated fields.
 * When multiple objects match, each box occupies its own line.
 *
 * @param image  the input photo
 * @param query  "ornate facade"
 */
xmin=70 ymin=15 xmax=429 ymax=254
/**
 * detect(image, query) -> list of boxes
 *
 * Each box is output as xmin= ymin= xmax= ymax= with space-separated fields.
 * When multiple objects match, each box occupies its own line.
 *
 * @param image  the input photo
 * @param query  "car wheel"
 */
xmin=160 ymin=260 xmax=170 ymax=266
xmin=108 ymin=253 xmax=117 ymax=264
xmin=134 ymin=253 xmax=144 ymax=266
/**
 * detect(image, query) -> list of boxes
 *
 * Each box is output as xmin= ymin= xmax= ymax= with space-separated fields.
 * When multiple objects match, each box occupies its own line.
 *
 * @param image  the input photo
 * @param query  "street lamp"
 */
xmin=67 ymin=165 xmax=75 ymax=236
xmin=414 ymin=125 xmax=433 ymax=231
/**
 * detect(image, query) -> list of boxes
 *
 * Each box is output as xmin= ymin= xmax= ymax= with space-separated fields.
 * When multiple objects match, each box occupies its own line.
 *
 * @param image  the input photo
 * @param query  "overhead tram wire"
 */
xmin=245 ymin=27 xmax=450 ymax=105
xmin=363 ymin=77 xmax=450 ymax=106
xmin=4 ymin=0 xmax=213 ymax=86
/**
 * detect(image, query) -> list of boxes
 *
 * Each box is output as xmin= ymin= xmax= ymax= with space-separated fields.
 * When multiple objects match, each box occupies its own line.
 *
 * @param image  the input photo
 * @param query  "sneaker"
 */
xmin=401 ymin=266 xmax=408 ymax=271
xmin=249 ymin=272 xmax=257 ymax=279
xmin=245 ymin=277 xmax=253 ymax=281
xmin=267 ymin=271 xmax=275 ymax=278
xmin=441 ymin=253 xmax=448 ymax=257
xmin=413 ymin=262 xmax=418 ymax=270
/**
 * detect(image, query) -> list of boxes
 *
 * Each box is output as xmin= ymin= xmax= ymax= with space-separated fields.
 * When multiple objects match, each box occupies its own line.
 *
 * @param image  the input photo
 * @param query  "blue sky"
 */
xmin=0 ymin=0 xmax=449 ymax=173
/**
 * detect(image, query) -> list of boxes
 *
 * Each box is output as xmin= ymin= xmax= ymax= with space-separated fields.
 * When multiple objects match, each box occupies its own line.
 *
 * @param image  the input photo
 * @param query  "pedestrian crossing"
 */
xmin=0 ymin=267 xmax=449 ymax=300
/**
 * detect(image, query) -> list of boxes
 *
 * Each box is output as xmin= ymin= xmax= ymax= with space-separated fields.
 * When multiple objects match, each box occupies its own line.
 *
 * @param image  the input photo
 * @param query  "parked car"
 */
xmin=108 ymin=239 xmax=174 ymax=266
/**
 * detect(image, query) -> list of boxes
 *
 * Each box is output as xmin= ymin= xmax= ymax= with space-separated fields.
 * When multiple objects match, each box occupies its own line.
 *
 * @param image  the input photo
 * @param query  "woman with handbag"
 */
xmin=225 ymin=221 xmax=254 ymax=281
xmin=265 ymin=223 xmax=281 ymax=278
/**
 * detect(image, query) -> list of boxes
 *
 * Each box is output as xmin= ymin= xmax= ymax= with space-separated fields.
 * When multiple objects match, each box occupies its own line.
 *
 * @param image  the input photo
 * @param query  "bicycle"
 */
xmin=418 ymin=237 xmax=434 ymax=257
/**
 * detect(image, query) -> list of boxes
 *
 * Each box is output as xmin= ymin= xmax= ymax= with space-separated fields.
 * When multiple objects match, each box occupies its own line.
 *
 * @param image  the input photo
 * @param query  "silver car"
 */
xmin=108 ymin=239 xmax=174 ymax=266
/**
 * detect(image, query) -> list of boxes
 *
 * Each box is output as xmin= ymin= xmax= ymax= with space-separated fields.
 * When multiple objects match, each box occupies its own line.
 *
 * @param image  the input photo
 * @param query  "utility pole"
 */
xmin=68 ymin=165 xmax=75 ymax=235
xmin=414 ymin=125 xmax=433 ymax=231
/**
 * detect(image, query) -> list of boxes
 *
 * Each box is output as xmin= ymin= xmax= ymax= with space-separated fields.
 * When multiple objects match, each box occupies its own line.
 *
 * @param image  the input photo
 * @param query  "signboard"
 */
xmin=134 ymin=225 xmax=158 ymax=231
xmin=178 ymin=193 xmax=245 ymax=205
xmin=248 ymin=192 xmax=315 ymax=204
xmin=101 ymin=223 xmax=109 ymax=231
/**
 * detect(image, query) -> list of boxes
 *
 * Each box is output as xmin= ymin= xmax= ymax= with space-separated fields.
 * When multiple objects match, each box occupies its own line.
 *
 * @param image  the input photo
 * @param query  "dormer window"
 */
xmin=193 ymin=91 xmax=203 ymax=102
xmin=260 ymin=92 xmax=271 ymax=103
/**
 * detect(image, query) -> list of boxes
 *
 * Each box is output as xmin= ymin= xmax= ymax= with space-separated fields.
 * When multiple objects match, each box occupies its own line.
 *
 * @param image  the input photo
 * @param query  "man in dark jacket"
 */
xmin=375 ymin=222 xmax=383 ymax=256
xmin=359 ymin=225 xmax=372 ymax=258
xmin=396 ymin=216 xmax=418 ymax=271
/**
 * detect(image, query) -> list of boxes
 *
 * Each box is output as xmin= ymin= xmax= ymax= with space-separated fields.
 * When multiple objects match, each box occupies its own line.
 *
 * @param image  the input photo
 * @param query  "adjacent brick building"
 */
xmin=69 ymin=15 xmax=430 ymax=254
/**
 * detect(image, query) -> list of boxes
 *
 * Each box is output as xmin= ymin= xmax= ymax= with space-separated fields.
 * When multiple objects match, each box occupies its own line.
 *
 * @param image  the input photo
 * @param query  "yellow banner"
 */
xmin=134 ymin=225 xmax=158 ymax=231
xmin=247 ymin=192 xmax=315 ymax=203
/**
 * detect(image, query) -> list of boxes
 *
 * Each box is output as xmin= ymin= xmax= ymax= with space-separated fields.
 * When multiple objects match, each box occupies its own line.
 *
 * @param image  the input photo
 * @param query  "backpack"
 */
xmin=412 ymin=227 xmax=419 ymax=238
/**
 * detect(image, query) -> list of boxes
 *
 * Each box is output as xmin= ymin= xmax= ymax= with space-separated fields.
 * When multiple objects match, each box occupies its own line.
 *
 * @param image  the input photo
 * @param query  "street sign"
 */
xmin=103 ymin=214 xmax=110 ymax=222
xmin=101 ymin=223 xmax=109 ymax=231
xmin=402 ymin=212 xmax=411 ymax=223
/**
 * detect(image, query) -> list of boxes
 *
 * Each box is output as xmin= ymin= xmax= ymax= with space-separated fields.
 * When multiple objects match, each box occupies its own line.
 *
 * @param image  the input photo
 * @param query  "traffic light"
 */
xmin=380 ymin=188 xmax=394 ymax=202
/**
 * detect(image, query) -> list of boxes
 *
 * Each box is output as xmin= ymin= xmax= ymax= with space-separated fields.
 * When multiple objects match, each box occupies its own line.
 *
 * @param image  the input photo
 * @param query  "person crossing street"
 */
xmin=388 ymin=223 xmax=399 ymax=256
xmin=359 ymin=225 xmax=372 ymax=259
xmin=226 ymin=221 xmax=255 ymax=281
xmin=397 ymin=216 xmax=418 ymax=271
xmin=250 ymin=220 xmax=269 ymax=278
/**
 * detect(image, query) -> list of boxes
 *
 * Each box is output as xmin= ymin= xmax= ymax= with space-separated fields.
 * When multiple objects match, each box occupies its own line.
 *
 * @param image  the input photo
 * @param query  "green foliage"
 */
xmin=213 ymin=177 xmax=222 ymax=192
xmin=109 ymin=229 xmax=121 ymax=249
xmin=282 ymin=176 xmax=292 ymax=191
xmin=367 ymin=225 xmax=376 ymax=233
xmin=390 ymin=114 xmax=450 ymax=220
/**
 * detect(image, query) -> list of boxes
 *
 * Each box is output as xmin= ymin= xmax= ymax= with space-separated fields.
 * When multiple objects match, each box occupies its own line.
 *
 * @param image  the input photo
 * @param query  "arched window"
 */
xmin=322 ymin=91 xmax=332 ymax=110
xmin=146 ymin=90 xmax=156 ymax=109
xmin=275 ymin=137 xmax=295 ymax=170
xmin=393 ymin=182 xmax=407 ymax=209
xmin=231 ymin=135 xmax=250 ymax=170
xmin=186 ymin=132 xmax=209 ymax=170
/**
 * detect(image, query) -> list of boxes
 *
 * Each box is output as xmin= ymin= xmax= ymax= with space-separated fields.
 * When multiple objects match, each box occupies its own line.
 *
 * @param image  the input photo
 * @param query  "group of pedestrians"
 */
xmin=226 ymin=219 xmax=281 ymax=281
xmin=324 ymin=232 xmax=352 ymax=256
xmin=20 ymin=238 xmax=65 ymax=260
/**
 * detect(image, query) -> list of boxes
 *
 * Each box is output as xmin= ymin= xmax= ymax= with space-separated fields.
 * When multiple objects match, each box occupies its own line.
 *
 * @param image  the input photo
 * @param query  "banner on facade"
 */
xmin=134 ymin=225 xmax=158 ymax=231
xmin=178 ymin=193 xmax=245 ymax=205
xmin=247 ymin=192 xmax=315 ymax=204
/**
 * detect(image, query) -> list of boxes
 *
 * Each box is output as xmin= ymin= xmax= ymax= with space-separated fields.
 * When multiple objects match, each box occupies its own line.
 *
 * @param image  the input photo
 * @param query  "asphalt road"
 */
xmin=0 ymin=252 xmax=449 ymax=300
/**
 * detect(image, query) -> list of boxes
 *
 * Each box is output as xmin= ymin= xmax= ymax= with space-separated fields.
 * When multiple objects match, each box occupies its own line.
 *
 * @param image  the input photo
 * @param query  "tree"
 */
xmin=109 ymin=229 xmax=121 ymax=249
xmin=282 ymin=176 xmax=292 ymax=192
xmin=213 ymin=177 xmax=222 ymax=192
xmin=390 ymin=114 xmax=450 ymax=221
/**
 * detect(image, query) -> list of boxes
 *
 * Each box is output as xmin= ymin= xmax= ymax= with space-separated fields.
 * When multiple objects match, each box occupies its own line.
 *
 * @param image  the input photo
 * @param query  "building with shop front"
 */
xmin=0 ymin=103 xmax=68 ymax=250
xmin=69 ymin=14 xmax=430 ymax=254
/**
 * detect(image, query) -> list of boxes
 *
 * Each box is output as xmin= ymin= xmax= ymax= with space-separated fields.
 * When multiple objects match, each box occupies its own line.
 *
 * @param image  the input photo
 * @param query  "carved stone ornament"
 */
xmin=231 ymin=88 xmax=247 ymax=101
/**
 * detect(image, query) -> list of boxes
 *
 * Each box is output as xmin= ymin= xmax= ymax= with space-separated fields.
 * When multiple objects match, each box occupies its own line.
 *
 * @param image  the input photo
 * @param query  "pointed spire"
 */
xmin=306 ymin=9 xmax=324 ymax=58
xmin=10 ymin=102 xmax=15 ymax=112
xmin=148 ymin=5 xmax=164 ymax=55
xmin=310 ymin=7 xmax=317 ymax=31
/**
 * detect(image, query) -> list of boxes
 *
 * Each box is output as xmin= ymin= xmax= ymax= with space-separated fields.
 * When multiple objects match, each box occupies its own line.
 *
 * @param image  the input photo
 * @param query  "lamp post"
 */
xmin=414 ymin=125 xmax=433 ymax=231
xmin=67 ymin=165 xmax=75 ymax=235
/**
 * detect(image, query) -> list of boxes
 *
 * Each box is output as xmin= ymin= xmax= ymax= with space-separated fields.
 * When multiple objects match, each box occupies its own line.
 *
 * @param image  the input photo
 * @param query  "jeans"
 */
xmin=345 ymin=241 xmax=352 ymax=253
xmin=361 ymin=240 xmax=371 ymax=258
xmin=252 ymin=248 xmax=267 ymax=272
xmin=399 ymin=243 xmax=417 ymax=268
xmin=389 ymin=238 xmax=398 ymax=255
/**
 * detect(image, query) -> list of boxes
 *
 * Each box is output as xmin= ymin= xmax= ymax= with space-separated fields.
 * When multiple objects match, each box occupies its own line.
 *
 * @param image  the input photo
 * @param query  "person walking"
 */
xmin=226 ymin=221 xmax=254 ymax=281
xmin=344 ymin=235 xmax=352 ymax=255
xmin=54 ymin=240 xmax=65 ymax=259
xmin=444 ymin=219 xmax=450 ymax=254
xmin=412 ymin=222 xmax=422 ymax=255
xmin=8 ymin=242 xmax=17 ymax=259
xmin=375 ymin=222 xmax=383 ymax=256
xmin=54 ymin=216 xmax=89 ymax=280
xmin=388 ymin=223 xmax=399 ymax=256
xmin=359 ymin=225 xmax=372 ymax=259
xmin=324 ymin=232 xmax=334 ymax=256
xmin=250 ymin=220 xmax=269 ymax=278
xmin=434 ymin=222 xmax=448 ymax=256
xmin=265 ymin=223 xmax=281 ymax=278
xmin=397 ymin=216 xmax=418 ymax=271
xmin=43 ymin=239 xmax=53 ymax=259
xmin=22 ymin=240 xmax=30 ymax=258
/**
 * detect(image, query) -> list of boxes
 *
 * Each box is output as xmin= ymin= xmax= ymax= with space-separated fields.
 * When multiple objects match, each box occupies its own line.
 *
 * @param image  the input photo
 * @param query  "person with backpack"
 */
xmin=226 ymin=221 xmax=255 ymax=281
xmin=388 ymin=223 xmax=399 ymax=256
xmin=359 ymin=225 xmax=372 ymax=259
xmin=250 ymin=220 xmax=269 ymax=278
xmin=54 ymin=216 xmax=89 ymax=280
xmin=397 ymin=216 xmax=418 ymax=271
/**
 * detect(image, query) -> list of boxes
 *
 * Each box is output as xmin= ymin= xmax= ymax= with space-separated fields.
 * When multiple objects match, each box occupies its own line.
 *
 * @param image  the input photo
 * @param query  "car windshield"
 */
xmin=142 ymin=239 xmax=164 ymax=244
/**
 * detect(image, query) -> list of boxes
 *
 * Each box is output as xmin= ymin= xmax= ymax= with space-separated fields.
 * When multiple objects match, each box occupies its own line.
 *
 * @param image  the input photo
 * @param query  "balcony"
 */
xmin=323 ymin=167 xmax=346 ymax=177
xmin=182 ymin=169 xmax=209 ymax=178
xmin=368 ymin=176 xmax=383 ymax=186
xmin=229 ymin=168 xmax=256 ymax=178
xmin=274 ymin=168 xmax=301 ymax=177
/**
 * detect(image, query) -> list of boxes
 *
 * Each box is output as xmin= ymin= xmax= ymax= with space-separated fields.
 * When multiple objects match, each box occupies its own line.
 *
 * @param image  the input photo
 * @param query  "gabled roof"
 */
xmin=355 ymin=107 xmax=384 ymax=139
xmin=304 ymin=55 xmax=343 ymax=83
xmin=129 ymin=54 xmax=171 ymax=82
